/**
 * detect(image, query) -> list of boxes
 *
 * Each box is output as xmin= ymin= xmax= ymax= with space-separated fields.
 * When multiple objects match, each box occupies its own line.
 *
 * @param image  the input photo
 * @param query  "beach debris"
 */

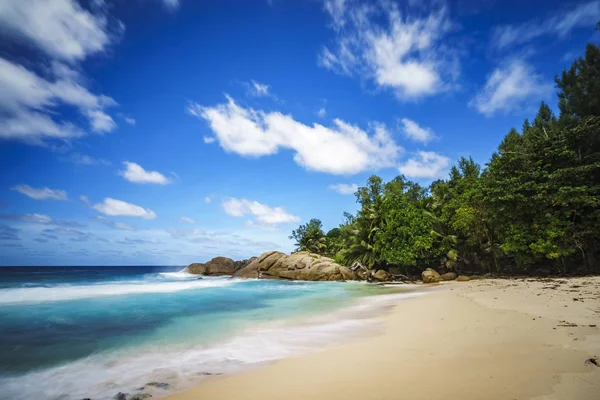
xmin=557 ymin=321 xmax=578 ymax=327
xmin=145 ymin=382 xmax=170 ymax=390
xmin=584 ymin=357 xmax=599 ymax=367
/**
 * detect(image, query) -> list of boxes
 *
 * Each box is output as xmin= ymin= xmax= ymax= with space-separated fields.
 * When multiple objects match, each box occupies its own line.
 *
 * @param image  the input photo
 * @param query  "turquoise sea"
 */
xmin=0 ymin=266 xmax=422 ymax=399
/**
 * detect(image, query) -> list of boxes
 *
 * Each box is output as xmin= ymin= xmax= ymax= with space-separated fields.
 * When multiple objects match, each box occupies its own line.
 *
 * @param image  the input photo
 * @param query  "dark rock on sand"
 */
xmin=585 ymin=357 xmax=599 ymax=367
xmin=456 ymin=275 xmax=471 ymax=282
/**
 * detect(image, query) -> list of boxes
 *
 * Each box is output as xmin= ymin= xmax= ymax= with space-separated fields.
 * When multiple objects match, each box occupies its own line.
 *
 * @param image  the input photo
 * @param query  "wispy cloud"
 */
xmin=470 ymin=59 xmax=553 ymax=116
xmin=222 ymin=198 xmax=300 ymax=226
xmin=11 ymin=185 xmax=68 ymax=201
xmin=42 ymin=227 xmax=108 ymax=243
xmin=0 ymin=224 xmax=20 ymax=241
xmin=246 ymin=80 xmax=270 ymax=97
xmin=328 ymin=183 xmax=358 ymax=195
xmin=180 ymin=216 xmax=195 ymax=224
xmin=63 ymin=153 xmax=111 ymax=166
xmin=492 ymin=1 xmax=600 ymax=50
xmin=0 ymin=213 xmax=85 ymax=228
xmin=94 ymin=216 xmax=134 ymax=231
xmin=319 ymin=0 xmax=460 ymax=100
xmin=398 ymin=151 xmax=451 ymax=179
xmin=399 ymin=118 xmax=436 ymax=144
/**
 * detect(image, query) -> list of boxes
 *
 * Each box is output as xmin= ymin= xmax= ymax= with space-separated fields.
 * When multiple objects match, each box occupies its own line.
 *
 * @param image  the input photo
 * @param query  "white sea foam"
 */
xmin=158 ymin=271 xmax=197 ymax=279
xmin=0 ymin=291 xmax=424 ymax=400
xmin=0 ymin=278 xmax=237 ymax=305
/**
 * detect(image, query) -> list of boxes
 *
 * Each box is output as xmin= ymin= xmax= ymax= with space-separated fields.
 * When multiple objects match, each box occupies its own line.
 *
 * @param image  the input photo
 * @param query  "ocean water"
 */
xmin=0 ymin=266 xmax=422 ymax=400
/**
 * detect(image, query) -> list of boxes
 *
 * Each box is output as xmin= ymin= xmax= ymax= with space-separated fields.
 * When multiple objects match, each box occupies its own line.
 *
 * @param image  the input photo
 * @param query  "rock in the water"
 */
xmin=373 ymin=270 xmax=391 ymax=282
xmin=114 ymin=393 xmax=128 ymax=400
xmin=422 ymin=268 xmax=441 ymax=283
xmin=456 ymin=275 xmax=471 ymax=282
xmin=234 ymin=251 xmax=353 ymax=281
xmin=184 ymin=257 xmax=255 ymax=276
xmin=440 ymin=272 xmax=457 ymax=281
xmin=145 ymin=382 xmax=169 ymax=390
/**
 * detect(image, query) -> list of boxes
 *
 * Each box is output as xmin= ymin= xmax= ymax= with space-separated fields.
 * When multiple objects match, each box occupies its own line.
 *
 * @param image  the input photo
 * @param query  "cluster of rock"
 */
xmin=184 ymin=252 xmax=472 ymax=283
xmin=185 ymin=251 xmax=393 ymax=282
xmin=421 ymin=268 xmax=471 ymax=283
xmin=235 ymin=251 xmax=371 ymax=281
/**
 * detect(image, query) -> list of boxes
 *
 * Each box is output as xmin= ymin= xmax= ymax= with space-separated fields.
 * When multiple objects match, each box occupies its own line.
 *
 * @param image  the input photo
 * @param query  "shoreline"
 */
xmin=166 ymin=277 xmax=600 ymax=400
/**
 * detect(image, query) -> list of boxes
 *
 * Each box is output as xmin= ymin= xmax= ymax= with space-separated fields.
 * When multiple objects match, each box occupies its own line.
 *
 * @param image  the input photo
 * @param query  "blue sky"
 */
xmin=1 ymin=0 xmax=599 ymax=266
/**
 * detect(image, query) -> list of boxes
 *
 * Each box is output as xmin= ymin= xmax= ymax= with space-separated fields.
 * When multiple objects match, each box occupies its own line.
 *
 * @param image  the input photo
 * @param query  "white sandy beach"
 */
xmin=167 ymin=277 xmax=600 ymax=400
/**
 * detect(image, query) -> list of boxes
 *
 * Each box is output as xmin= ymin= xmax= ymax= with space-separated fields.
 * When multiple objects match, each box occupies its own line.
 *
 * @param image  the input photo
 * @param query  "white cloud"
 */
xmin=0 ymin=58 xmax=117 ymax=143
xmin=317 ymin=107 xmax=327 ymax=118
xmin=117 ymin=113 xmax=136 ymax=125
xmin=329 ymin=183 xmax=358 ymax=195
xmin=222 ymin=198 xmax=300 ymax=226
xmin=181 ymin=216 xmax=195 ymax=224
xmin=470 ymin=60 xmax=553 ymax=116
xmin=95 ymin=216 xmax=134 ymax=230
xmin=0 ymin=0 xmax=122 ymax=144
xmin=80 ymin=195 xmax=90 ymax=205
xmin=399 ymin=118 xmax=436 ymax=143
xmin=203 ymin=136 xmax=216 ymax=144
xmin=86 ymin=110 xmax=116 ymax=133
xmin=398 ymin=151 xmax=450 ymax=179
xmin=188 ymin=96 xmax=401 ymax=175
xmin=492 ymin=1 xmax=600 ymax=50
xmin=124 ymin=116 xmax=136 ymax=125
xmin=11 ymin=185 xmax=68 ymax=201
xmin=248 ymin=80 xmax=270 ymax=97
xmin=92 ymin=198 xmax=157 ymax=219
xmin=204 ymin=196 xmax=212 ymax=204
xmin=0 ymin=0 xmax=116 ymax=61
xmin=319 ymin=1 xmax=459 ymax=100
xmin=119 ymin=162 xmax=171 ymax=184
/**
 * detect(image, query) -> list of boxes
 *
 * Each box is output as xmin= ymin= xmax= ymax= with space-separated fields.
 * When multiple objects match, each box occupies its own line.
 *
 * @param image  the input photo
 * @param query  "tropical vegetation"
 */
xmin=290 ymin=41 xmax=600 ymax=276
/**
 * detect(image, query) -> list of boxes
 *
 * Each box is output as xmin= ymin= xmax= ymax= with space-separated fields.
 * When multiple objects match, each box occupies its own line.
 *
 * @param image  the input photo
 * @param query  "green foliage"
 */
xmin=291 ymin=42 xmax=600 ymax=275
xmin=556 ymin=44 xmax=600 ymax=123
xmin=289 ymin=219 xmax=327 ymax=254
xmin=337 ymin=176 xmax=384 ymax=269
